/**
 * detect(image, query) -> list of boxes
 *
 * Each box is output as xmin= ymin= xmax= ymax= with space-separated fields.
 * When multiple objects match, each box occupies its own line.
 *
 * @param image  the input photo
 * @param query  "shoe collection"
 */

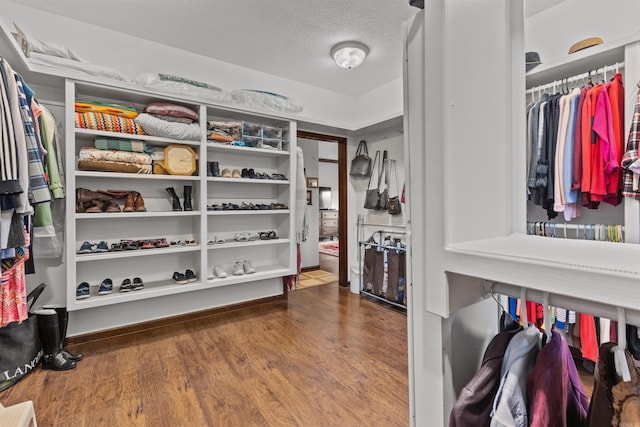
xmin=208 ymin=261 xmax=255 ymax=279
xmin=76 ymin=277 xmax=145 ymax=298
xmin=76 ymin=188 xmax=146 ymax=213
xmin=216 ymin=167 xmax=287 ymax=180
xmin=77 ymin=238 xmax=180 ymax=254
xmin=166 ymin=186 xmax=193 ymax=211
xmin=172 ymin=269 xmax=198 ymax=284
xmin=206 ymin=202 xmax=288 ymax=211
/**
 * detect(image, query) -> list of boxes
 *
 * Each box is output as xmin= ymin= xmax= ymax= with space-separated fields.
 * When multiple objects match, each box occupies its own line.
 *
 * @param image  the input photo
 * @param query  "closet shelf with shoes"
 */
xmin=65 ymin=80 xmax=296 ymax=311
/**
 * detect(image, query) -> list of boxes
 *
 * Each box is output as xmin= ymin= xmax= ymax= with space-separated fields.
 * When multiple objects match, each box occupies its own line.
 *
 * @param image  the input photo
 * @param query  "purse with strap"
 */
xmin=350 ymin=140 xmax=372 ymax=177
xmin=387 ymin=158 xmax=402 ymax=215
xmin=377 ymin=150 xmax=389 ymax=211
xmin=364 ymin=151 xmax=382 ymax=209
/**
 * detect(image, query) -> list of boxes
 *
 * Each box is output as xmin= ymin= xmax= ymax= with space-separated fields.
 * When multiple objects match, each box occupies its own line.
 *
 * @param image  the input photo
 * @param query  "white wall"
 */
xmin=524 ymin=0 xmax=640 ymax=66
xmin=318 ymin=162 xmax=339 ymax=210
xmin=297 ymin=138 xmax=320 ymax=268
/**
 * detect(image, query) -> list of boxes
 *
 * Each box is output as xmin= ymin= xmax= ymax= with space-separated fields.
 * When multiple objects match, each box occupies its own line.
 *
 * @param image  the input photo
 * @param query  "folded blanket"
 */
xmin=76 ymin=112 xmax=144 ymax=135
xmin=75 ymin=102 xmax=138 ymax=119
xmin=134 ymin=113 xmax=200 ymax=141
xmin=79 ymin=147 xmax=152 ymax=165
xmin=77 ymin=159 xmax=152 ymax=174
xmin=94 ymin=137 xmax=148 ymax=153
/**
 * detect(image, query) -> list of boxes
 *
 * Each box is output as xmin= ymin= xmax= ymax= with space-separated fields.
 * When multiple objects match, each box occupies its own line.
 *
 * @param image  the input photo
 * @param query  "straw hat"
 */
xmin=568 ymin=37 xmax=603 ymax=54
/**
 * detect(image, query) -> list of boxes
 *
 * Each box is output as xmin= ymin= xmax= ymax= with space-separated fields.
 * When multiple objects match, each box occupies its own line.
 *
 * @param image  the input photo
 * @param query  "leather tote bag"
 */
xmin=364 ymin=151 xmax=382 ymax=209
xmin=387 ymin=159 xmax=402 ymax=215
xmin=0 ymin=282 xmax=46 ymax=392
xmin=350 ymin=140 xmax=372 ymax=177
xmin=376 ymin=150 xmax=389 ymax=211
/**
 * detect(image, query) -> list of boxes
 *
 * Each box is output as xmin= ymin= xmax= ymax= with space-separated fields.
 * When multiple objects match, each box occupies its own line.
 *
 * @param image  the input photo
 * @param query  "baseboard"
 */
xmin=301 ymin=265 xmax=320 ymax=273
xmin=66 ymin=293 xmax=286 ymax=347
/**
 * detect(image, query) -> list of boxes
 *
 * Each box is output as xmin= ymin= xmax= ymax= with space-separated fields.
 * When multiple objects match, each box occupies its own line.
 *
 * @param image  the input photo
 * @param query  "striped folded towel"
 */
xmin=94 ymin=137 xmax=148 ymax=153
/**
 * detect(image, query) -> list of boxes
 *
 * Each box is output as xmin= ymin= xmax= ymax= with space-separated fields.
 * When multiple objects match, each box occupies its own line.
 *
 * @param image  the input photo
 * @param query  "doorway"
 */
xmin=297 ymin=130 xmax=348 ymax=287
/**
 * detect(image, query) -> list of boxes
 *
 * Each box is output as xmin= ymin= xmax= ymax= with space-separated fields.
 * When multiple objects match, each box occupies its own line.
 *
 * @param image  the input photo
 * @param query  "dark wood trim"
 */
xmin=301 ymin=265 xmax=321 ymax=273
xmin=297 ymin=130 xmax=349 ymax=287
xmin=319 ymin=158 xmax=338 ymax=164
xmin=66 ymin=294 xmax=286 ymax=346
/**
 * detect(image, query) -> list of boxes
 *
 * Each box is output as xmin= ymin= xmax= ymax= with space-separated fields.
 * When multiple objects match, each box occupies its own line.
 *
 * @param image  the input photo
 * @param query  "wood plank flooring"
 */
xmin=0 ymin=284 xmax=409 ymax=426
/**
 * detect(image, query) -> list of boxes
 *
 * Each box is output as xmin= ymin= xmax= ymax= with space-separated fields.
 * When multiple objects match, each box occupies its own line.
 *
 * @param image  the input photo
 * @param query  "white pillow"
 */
xmin=134 ymin=113 xmax=201 ymax=141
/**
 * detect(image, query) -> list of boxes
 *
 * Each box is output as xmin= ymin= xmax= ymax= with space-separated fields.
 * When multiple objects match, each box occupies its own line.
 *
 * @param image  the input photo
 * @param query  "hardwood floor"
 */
xmin=0 ymin=285 xmax=409 ymax=426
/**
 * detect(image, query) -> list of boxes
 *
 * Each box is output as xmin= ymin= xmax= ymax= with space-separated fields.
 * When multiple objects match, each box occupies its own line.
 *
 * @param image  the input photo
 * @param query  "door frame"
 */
xmin=297 ymin=130 xmax=348 ymax=287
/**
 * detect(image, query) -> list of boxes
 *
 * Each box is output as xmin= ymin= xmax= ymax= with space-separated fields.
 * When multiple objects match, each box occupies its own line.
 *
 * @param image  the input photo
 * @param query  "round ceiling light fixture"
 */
xmin=330 ymin=41 xmax=369 ymax=69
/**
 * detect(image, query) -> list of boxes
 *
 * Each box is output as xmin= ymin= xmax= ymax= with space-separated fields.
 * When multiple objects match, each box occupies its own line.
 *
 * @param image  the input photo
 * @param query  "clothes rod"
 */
xmin=525 ymin=61 xmax=624 ymax=94
xmin=526 ymin=222 xmax=624 ymax=230
xmin=481 ymin=280 xmax=640 ymax=327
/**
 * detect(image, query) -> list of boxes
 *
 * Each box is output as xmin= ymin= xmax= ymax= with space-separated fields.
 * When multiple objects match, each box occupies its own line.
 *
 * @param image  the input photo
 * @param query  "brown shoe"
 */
xmin=123 ymin=192 xmax=135 ymax=212
xmin=134 ymin=193 xmax=147 ymax=212
xmin=85 ymin=200 xmax=104 ymax=213
xmin=104 ymin=198 xmax=121 ymax=213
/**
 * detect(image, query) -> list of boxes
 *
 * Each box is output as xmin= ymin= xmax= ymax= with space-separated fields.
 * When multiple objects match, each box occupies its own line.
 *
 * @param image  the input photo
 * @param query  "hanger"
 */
xmin=520 ymin=288 xmax=529 ymax=329
xmin=542 ymin=291 xmax=552 ymax=342
xmin=612 ymin=307 xmax=632 ymax=382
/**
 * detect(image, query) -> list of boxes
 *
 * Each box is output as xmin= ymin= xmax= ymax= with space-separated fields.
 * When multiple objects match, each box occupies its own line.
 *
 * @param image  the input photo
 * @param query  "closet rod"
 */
xmin=526 ymin=222 xmax=624 ymax=231
xmin=525 ymin=61 xmax=624 ymax=95
xmin=481 ymin=280 xmax=640 ymax=327
xmin=360 ymin=222 xmax=406 ymax=230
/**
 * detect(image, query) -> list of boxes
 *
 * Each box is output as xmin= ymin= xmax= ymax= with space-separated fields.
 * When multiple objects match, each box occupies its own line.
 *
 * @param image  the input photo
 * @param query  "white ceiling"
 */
xmin=13 ymin=0 xmax=419 ymax=98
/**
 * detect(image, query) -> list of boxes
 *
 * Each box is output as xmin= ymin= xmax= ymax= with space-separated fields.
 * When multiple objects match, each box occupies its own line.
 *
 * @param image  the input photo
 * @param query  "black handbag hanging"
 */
xmin=0 ymin=282 xmax=46 ymax=392
xmin=364 ymin=150 xmax=382 ymax=209
xmin=350 ymin=140 xmax=372 ymax=177
xmin=377 ymin=150 xmax=389 ymax=211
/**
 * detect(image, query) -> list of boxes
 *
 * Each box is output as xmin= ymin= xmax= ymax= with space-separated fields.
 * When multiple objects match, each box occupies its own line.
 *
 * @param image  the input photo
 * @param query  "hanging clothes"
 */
xmin=527 ymin=331 xmax=589 ymax=426
xmin=490 ymin=326 xmax=541 ymax=427
xmin=449 ymin=324 xmax=521 ymax=427
xmin=587 ymin=342 xmax=640 ymax=426
xmin=621 ymin=91 xmax=640 ymax=199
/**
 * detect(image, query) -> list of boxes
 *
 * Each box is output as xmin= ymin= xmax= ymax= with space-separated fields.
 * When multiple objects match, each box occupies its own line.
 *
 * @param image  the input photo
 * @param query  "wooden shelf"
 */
xmin=75 ymin=245 xmax=201 ymax=262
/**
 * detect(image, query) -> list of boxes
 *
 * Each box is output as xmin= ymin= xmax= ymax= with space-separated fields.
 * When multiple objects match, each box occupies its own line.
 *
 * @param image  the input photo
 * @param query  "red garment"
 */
xmin=591 ymin=85 xmax=614 ymax=201
xmin=581 ymin=85 xmax=604 ymax=207
xmin=572 ymin=87 xmax=589 ymax=190
xmin=604 ymin=73 xmax=624 ymax=205
xmin=580 ymin=313 xmax=599 ymax=362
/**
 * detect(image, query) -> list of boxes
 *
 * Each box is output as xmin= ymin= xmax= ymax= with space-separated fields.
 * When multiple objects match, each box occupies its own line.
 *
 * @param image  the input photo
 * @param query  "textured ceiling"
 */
xmin=13 ymin=0 xmax=419 ymax=97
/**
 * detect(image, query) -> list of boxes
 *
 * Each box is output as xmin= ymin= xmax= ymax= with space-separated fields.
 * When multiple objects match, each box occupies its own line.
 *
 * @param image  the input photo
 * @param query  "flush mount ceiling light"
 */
xmin=330 ymin=41 xmax=369 ymax=69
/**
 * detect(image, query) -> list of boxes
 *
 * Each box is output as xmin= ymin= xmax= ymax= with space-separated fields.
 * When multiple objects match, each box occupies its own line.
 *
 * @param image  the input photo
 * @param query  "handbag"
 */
xmin=364 ymin=151 xmax=382 ymax=209
xmin=350 ymin=140 xmax=372 ymax=177
xmin=387 ymin=158 xmax=402 ymax=215
xmin=0 ymin=282 xmax=46 ymax=392
xmin=376 ymin=150 xmax=389 ymax=211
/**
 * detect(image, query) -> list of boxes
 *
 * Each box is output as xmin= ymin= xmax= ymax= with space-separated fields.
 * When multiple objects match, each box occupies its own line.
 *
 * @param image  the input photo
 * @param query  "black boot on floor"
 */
xmin=35 ymin=309 xmax=77 ymax=371
xmin=183 ymin=185 xmax=193 ymax=211
xmin=165 ymin=187 xmax=182 ymax=211
xmin=42 ymin=304 xmax=83 ymax=361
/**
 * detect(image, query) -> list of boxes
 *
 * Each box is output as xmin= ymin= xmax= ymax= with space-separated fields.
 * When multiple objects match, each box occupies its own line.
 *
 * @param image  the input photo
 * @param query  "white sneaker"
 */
xmin=232 ymin=262 xmax=244 ymax=275
xmin=243 ymin=260 xmax=255 ymax=274
xmin=213 ymin=265 xmax=227 ymax=278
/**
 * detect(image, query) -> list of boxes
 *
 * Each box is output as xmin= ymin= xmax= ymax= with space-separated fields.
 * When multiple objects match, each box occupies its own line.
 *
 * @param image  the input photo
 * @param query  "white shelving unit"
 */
xmin=65 ymin=80 xmax=297 ymax=310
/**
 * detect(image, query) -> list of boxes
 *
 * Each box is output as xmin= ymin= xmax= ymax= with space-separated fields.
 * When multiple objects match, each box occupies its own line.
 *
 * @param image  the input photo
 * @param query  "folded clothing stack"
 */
xmin=207 ymin=120 xmax=241 ymax=143
xmin=134 ymin=102 xmax=200 ymax=141
xmin=74 ymin=101 xmax=144 ymax=135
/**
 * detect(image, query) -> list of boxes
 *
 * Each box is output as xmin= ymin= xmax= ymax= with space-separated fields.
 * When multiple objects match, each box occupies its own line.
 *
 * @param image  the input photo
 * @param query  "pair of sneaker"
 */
xmin=119 ymin=277 xmax=144 ymax=292
xmin=172 ymin=269 xmax=197 ymax=284
xmin=77 ymin=240 xmax=108 ymax=254
xmin=233 ymin=260 xmax=255 ymax=275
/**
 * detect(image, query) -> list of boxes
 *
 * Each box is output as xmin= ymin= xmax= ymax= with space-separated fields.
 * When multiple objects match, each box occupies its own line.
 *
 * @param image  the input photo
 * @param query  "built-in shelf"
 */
xmin=75 ymin=128 xmax=201 ymax=147
xmin=206 ymin=143 xmax=289 ymax=156
xmin=205 ymin=266 xmax=292 ymax=288
xmin=76 ymin=211 xmax=200 ymax=219
xmin=75 ymin=245 xmax=201 ymax=262
xmin=206 ymin=238 xmax=290 ymax=249
xmin=207 ymin=177 xmax=289 ymax=185
xmin=206 ymin=209 xmax=290 ymax=216
xmin=75 ymin=170 xmax=200 ymax=181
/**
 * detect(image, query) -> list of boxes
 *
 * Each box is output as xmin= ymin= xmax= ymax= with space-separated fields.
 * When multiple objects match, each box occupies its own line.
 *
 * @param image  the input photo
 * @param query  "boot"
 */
xmin=123 ymin=192 xmax=135 ymax=212
xmin=165 ymin=187 xmax=182 ymax=211
xmin=35 ymin=309 xmax=77 ymax=370
xmin=84 ymin=199 xmax=105 ymax=213
xmin=210 ymin=161 xmax=220 ymax=177
xmin=134 ymin=193 xmax=146 ymax=212
xmin=183 ymin=186 xmax=193 ymax=211
xmin=42 ymin=305 xmax=84 ymax=362
xmin=206 ymin=161 xmax=213 ymax=177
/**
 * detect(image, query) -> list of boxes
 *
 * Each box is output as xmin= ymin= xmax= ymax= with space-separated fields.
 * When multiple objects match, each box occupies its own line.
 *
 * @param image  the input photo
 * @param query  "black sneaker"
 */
xmin=185 ymin=269 xmax=197 ymax=282
xmin=132 ymin=277 xmax=144 ymax=291
xmin=119 ymin=278 xmax=133 ymax=292
xmin=172 ymin=272 xmax=188 ymax=284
